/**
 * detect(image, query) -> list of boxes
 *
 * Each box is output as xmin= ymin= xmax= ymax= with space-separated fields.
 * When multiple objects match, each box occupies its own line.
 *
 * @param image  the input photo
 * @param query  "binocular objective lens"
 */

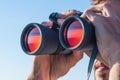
xmin=65 ymin=20 xmax=83 ymax=47
xmin=25 ymin=27 xmax=41 ymax=52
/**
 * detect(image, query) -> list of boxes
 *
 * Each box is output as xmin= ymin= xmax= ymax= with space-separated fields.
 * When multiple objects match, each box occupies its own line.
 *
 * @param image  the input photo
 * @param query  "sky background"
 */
xmin=0 ymin=0 xmax=95 ymax=80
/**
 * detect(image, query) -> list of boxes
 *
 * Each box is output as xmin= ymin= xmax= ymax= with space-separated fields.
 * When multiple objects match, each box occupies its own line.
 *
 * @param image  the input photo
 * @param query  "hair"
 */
xmin=91 ymin=0 xmax=107 ymax=5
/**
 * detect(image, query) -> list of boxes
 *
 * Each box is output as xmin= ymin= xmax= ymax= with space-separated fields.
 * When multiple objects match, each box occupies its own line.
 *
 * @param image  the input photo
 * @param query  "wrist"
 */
xmin=27 ymin=69 xmax=50 ymax=80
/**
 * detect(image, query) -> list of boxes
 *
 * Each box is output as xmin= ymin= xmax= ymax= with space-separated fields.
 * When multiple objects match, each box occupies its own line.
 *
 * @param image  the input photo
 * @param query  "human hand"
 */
xmin=81 ymin=1 xmax=120 ymax=67
xmin=27 ymin=10 xmax=84 ymax=80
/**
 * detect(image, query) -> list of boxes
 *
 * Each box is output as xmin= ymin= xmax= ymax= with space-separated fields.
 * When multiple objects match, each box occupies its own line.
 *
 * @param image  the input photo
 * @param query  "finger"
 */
xmin=57 ymin=9 xmax=78 ymax=25
xmin=58 ymin=9 xmax=78 ymax=19
xmin=44 ymin=10 xmax=77 ymax=27
xmin=84 ymin=50 xmax=92 ymax=57
xmin=102 ymin=3 xmax=117 ymax=17
xmin=67 ymin=51 xmax=84 ymax=62
xmin=85 ymin=10 xmax=108 ymax=38
xmin=72 ymin=51 xmax=84 ymax=61
xmin=64 ymin=51 xmax=83 ymax=68
xmin=41 ymin=21 xmax=53 ymax=28
xmin=81 ymin=6 xmax=102 ymax=19
xmin=84 ymin=10 xmax=103 ymax=22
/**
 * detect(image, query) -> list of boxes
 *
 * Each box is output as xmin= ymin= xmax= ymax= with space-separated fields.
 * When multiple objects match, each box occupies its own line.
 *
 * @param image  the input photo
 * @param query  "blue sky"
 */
xmin=0 ymin=0 xmax=95 ymax=80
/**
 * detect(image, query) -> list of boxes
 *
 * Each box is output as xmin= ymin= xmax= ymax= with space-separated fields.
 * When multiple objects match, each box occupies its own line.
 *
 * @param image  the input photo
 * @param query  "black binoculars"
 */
xmin=21 ymin=12 xmax=96 ymax=55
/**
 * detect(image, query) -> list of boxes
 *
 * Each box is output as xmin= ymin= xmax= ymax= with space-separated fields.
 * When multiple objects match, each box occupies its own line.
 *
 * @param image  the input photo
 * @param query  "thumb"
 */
xmin=82 ymin=10 xmax=101 ymax=22
xmin=81 ymin=10 xmax=105 ymax=32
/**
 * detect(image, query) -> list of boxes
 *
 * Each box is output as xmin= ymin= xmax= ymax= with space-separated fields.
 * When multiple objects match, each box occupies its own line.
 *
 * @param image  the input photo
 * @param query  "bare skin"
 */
xmin=94 ymin=60 xmax=110 ymax=80
xmin=27 ymin=0 xmax=120 ymax=80
xmin=82 ymin=0 xmax=120 ymax=80
xmin=27 ymin=10 xmax=85 ymax=80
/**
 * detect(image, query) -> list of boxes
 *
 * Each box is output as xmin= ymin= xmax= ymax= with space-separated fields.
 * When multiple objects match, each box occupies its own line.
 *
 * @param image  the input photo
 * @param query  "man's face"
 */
xmin=94 ymin=60 xmax=110 ymax=80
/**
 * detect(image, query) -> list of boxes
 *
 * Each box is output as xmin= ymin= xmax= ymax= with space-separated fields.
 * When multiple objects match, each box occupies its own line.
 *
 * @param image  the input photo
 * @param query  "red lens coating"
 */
xmin=27 ymin=27 xmax=41 ymax=52
xmin=67 ymin=20 xmax=83 ymax=47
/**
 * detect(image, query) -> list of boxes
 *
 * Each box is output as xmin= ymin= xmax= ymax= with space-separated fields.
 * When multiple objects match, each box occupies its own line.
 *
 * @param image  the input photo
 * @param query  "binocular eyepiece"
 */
xmin=60 ymin=14 xmax=96 ymax=51
xmin=21 ymin=12 xmax=96 ymax=55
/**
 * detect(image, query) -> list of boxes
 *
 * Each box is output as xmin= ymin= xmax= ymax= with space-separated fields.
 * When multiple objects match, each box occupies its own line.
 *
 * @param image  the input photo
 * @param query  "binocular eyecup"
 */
xmin=59 ymin=15 xmax=96 ymax=51
xmin=21 ymin=23 xmax=68 ymax=55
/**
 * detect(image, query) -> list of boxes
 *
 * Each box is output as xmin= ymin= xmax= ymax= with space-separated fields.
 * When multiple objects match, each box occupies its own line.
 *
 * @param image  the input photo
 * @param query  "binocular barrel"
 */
xmin=21 ymin=23 xmax=67 ymax=55
xmin=59 ymin=15 xmax=96 ymax=51
xmin=21 ymin=12 xmax=96 ymax=55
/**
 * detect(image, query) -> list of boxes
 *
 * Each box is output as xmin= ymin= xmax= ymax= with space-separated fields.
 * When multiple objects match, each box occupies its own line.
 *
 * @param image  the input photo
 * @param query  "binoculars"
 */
xmin=21 ymin=12 xmax=96 ymax=55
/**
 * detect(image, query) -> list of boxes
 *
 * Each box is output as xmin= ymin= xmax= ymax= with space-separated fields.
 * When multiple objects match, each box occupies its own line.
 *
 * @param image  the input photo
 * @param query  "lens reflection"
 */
xmin=27 ymin=27 xmax=41 ymax=52
xmin=67 ymin=20 xmax=83 ymax=47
